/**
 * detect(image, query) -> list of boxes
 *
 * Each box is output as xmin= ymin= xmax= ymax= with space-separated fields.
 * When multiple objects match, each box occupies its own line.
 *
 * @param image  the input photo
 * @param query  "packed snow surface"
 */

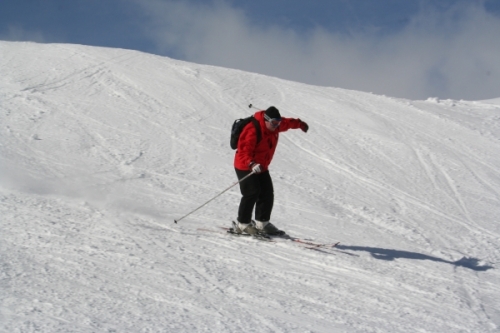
xmin=1 ymin=41 xmax=499 ymax=332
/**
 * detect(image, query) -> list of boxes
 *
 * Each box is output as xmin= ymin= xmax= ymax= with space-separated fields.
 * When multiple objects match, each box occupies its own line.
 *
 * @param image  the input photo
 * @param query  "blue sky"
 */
xmin=2 ymin=0 xmax=500 ymax=100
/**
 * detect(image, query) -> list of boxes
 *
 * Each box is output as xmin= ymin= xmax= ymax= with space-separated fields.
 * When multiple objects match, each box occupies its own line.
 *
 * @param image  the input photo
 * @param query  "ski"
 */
xmin=198 ymin=226 xmax=339 ymax=250
xmin=196 ymin=227 xmax=273 ymax=242
xmin=220 ymin=226 xmax=338 ymax=248
xmin=279 ymin=235 xmax=340 ymax=249
xmin=225 ymin=226 xmax=273 ymax=241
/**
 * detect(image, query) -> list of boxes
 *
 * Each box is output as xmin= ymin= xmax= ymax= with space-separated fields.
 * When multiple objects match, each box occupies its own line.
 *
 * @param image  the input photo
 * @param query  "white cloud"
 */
xmin=137 ymin=0 xmax=500 ymax=100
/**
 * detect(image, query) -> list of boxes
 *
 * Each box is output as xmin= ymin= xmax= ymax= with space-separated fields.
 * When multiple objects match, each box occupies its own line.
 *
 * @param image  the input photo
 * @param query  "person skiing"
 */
xmin=233 ymin=106 xmax=309 ymax=235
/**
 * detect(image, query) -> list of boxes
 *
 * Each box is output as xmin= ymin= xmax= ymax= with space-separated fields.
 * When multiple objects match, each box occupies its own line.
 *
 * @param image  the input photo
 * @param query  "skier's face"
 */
xmin=265 ymin=119 xmax=281 ymax=131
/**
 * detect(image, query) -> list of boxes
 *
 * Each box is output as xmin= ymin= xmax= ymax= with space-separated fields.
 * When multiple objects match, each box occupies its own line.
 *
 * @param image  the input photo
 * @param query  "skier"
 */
xmin=233 ymin=106 xmax=309 ymax=235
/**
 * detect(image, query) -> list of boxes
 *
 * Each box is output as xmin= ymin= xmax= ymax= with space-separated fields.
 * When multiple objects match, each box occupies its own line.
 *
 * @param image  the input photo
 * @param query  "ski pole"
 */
xmin=248 ymin=103 xmax=261 ymax=110
xmin=174 ymin=171 xmax=255 ymax=224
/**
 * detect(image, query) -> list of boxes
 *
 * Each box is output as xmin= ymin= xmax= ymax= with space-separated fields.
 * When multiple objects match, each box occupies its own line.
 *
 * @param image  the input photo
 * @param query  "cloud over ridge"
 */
xmin=138 ymin=0 xmax=500 ymax=100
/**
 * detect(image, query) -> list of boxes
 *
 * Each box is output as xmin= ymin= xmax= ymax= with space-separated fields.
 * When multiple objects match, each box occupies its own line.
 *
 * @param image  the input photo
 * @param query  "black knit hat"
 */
xmin=265 ymin=106 xmax=281 ymax=121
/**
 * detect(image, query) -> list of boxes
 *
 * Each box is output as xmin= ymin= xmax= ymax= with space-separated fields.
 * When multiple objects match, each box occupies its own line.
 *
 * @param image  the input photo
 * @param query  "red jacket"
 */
xmin=234 ymin=111 xmax=303 ymax=171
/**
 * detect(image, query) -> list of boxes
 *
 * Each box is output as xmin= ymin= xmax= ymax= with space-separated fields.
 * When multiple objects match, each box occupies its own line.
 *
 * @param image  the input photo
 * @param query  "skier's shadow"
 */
xmin=335 ymin=245 xmax=493 ymax=271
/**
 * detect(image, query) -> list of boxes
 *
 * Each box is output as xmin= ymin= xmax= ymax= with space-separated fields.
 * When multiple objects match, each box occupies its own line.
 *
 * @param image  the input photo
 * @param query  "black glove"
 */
xmin=300 ymin=121 xmax=309 ymax=133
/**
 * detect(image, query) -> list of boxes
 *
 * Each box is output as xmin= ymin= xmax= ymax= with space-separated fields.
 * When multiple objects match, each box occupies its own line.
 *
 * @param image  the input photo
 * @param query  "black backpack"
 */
xmin=230 ymin=116 xmax=262 ymax=150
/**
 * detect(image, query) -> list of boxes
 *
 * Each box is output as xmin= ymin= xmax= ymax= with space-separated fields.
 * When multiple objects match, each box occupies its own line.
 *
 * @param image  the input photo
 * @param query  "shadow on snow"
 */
xmin=335 ymin=245 xmax=493 ymax=271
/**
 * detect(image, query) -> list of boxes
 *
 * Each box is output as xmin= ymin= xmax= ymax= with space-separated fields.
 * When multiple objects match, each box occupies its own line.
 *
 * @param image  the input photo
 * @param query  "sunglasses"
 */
xmin=269 ymin=119 xmax=281 ymax=127
xmin=264 ymin=115 xmax=281 ymax=127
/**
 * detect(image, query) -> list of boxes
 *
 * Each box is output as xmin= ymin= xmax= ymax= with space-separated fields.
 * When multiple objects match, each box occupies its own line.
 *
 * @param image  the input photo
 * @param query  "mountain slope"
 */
xmin=1 ymin=41 xmax=499 ymax=332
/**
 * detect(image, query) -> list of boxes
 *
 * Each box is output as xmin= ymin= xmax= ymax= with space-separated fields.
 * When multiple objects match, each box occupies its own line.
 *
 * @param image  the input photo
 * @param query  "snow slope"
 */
xmin=1 ymin=41 xmax=499 ymax=333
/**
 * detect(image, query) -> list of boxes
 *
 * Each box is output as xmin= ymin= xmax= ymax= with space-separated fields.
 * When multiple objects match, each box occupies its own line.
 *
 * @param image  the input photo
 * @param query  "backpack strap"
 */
xmin=250 ymin=117 xmax=262 ymax=145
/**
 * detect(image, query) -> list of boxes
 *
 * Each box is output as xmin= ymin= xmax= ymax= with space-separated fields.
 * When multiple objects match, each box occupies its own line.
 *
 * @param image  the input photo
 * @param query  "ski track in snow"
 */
xmin=1 ymin=41 xmax=500 ymax=332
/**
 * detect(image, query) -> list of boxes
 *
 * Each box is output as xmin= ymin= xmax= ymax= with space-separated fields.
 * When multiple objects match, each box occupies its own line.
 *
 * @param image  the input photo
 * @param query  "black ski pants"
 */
xmin=235 ymin=168 xmax=274 ymax=224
